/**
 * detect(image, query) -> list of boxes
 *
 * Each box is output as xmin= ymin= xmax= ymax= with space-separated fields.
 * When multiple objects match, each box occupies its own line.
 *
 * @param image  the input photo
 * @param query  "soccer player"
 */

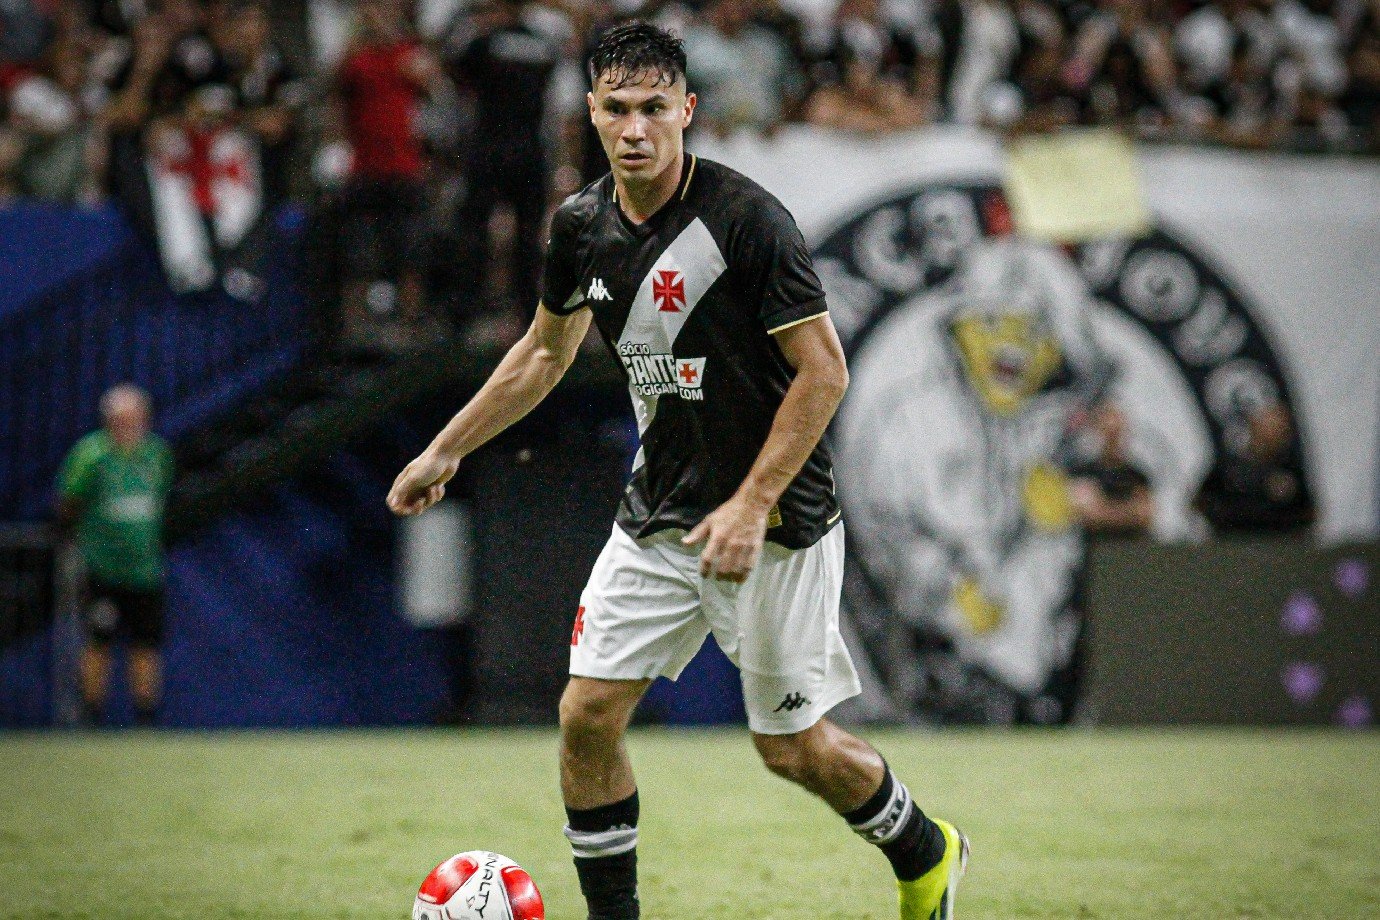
xmin=387 ymin=22 xmax=968 ymax=920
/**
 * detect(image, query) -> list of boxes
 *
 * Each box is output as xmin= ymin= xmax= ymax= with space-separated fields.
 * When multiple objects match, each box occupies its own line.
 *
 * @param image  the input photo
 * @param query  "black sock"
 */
xmin=134 ymin=704 xmax=158 ymax=727
xmin=843 ymin=764 xmax=947 ymax=882
xmin=565 ymin=791 xmax=640 ymax=920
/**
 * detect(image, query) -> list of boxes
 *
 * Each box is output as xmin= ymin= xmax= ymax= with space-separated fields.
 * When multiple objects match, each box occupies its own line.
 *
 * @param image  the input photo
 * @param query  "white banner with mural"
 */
xmin=694 ymin=127 xmax=1380 ymax=723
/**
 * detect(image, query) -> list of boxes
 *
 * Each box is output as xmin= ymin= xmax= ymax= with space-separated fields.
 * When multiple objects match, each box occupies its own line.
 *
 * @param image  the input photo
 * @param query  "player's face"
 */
xmin=588 ymin=70 xmax=695 ymax=187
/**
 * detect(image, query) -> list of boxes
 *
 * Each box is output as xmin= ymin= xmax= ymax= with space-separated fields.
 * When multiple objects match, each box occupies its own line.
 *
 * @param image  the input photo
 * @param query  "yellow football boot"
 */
xmin=897 ymin=819 xmax=970 ymax=920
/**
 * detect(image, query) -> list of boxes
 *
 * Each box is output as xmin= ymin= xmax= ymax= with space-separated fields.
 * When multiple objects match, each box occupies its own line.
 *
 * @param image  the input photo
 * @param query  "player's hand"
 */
xmin=387 ymin=449 xmax=460 ymax=517
xmin=681 ymin=496 xmax=769 ymax=583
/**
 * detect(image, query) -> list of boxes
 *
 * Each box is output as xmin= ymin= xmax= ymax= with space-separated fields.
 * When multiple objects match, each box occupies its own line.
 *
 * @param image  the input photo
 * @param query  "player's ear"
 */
xmin=682 ymin=91 xmax=696 ymax=128
xmin=587 ymin=91 xmax=596 ymax=124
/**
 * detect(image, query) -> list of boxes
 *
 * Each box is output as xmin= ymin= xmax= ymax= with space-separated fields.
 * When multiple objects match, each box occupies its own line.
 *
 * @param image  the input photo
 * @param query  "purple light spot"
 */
xmin=1280 ymin=592 xmax=1322 ymax=636
xmin=1335 ymin=695 xmax=1373 ymax=728
xmin=1282 ymin=662 xmax=1324 ymax=704
xmin=1333 ymin=559 xmax=1369 ymax=599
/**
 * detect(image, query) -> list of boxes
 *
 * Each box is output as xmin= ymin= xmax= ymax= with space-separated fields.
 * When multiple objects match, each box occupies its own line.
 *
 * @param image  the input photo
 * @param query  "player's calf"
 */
xmin=559 ymin=678 xmax=647 ymax=920
xmin=753 ymin=719 xmax=881 ymax=807
xmin=752 ymin=722 xmax=949 ymax=882
xmin=558 ymin=677 xmax=647 ymax=805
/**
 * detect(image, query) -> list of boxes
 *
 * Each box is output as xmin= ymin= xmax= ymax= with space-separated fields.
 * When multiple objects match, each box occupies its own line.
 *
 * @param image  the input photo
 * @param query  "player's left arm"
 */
xmin=682 ymin=314 xmax=848 ymax=581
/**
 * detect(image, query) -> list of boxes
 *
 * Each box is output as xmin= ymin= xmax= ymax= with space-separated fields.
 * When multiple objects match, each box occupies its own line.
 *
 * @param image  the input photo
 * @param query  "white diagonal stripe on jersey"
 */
xmin=617 ymin=218 xmax=727 ymax=471
xmin=618 ymin=217 xmax=726 ymax=351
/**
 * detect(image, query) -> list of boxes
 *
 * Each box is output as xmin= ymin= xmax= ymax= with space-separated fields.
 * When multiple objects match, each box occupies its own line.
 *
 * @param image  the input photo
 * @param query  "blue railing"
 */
xmin=0 ymin=204 xmax=307 ymax=520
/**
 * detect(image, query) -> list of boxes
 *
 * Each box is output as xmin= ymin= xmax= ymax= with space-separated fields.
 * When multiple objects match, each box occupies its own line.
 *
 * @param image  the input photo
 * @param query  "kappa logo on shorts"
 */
xmin=571 ymin=606 xmax=586 ymax=646
xmin=773 ymin=692 xmax=811 ymax=713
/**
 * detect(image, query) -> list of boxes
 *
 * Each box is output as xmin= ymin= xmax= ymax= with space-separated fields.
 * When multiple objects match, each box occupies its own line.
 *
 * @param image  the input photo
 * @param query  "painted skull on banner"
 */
xmin=817 ymin=185 xmax=1304 ymax=724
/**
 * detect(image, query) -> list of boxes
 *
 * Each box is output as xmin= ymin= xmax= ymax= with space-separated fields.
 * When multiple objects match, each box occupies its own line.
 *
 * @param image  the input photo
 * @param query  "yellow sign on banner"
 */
xmin=1004 ymin=129 xmax=1151 ymax=242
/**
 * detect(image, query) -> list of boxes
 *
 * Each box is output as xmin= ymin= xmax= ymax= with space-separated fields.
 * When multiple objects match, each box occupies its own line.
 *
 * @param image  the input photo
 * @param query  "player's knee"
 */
xmin=752 ymin=731 xmax=819 ymax=787
xmin=559 ymin=682 xmax=632 ymax=745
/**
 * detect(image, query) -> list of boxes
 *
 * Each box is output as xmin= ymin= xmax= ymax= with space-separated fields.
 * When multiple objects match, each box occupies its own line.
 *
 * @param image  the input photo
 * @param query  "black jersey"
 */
xmin=542 ymin=154 xmax=841 ymax=549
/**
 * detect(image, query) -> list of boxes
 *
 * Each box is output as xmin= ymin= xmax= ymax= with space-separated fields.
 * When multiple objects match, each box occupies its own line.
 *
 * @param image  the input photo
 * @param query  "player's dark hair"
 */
xmin=588 ymin=21 xmax=687 ymax=89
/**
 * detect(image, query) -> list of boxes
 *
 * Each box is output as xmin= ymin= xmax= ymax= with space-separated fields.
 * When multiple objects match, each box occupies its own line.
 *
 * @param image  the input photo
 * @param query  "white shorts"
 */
xmin=570 ymin=522 xmax=861 ymax=735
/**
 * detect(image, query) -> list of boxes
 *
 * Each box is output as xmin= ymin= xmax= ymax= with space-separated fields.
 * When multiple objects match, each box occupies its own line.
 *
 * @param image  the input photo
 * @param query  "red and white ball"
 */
xmin=413 ymin=851 xmax=544 ymax=920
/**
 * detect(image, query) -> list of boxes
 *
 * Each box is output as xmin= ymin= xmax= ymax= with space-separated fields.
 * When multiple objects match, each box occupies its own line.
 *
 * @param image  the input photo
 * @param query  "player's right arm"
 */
xmin=386 ymin=305 xmax=592 ymax=516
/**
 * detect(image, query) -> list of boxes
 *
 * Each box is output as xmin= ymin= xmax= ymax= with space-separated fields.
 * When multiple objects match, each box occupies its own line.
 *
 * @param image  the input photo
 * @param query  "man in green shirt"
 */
xmin=56 ymin=385 xmax=174 ymax=726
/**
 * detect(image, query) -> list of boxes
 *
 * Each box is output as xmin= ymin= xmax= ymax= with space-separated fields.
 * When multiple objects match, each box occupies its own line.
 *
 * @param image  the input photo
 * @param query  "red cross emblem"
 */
xmin=678 ymin=362 xmax=699 ymax=385
xmin=166 ymin=127 xmax=250 ymax=216
xmin=571 ymin=605 xmax=586 ymax=646
xmin=653 ymin=270 xmax=686 ymax=313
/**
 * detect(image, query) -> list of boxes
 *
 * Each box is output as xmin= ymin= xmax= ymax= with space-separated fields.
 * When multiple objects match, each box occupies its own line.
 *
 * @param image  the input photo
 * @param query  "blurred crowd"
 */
xmin=0 ymin=0 xmax=305 ymax=206
xmin=2 ymin=0 xmax=1379 ymax=336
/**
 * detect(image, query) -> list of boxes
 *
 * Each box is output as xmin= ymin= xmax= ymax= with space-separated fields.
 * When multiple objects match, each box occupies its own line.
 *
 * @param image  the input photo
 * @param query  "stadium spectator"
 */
xmin=1289 ymin=66 xmax=1352 ymax=148
xmin=1276 ymin=0 xmax=1349 ymax=101
xmin=804 ymin=0 xmax=936 ymax=133
xmin=147 ymin=0 xmax=229 ymax=106
xmin=0 ymin=124 xmax=21 ymax=200
xmin=5 ymin=35 xmax=102 ymax=201
xmin=1342 ymin=0 xmax=1380 ymax=149
xmin=1067 ymin=402 xmax=1154 ymax=535
xmin=87 ymin=9 xmax=167 ymax=233
xmin=218 ymin=0 xmax=306 ymax=208
xmin=1062 ymin=0 xmax=1179 ymax=130
xmin=999 ymin=33 xmax=1081 ymax=131
xmin=1197 ymin=400 xmax=1316 ymax=533
xmin=1203 ymin=30 xmax=1293 ymax=146
xmin=972 ymin=1 xmax=1080 ymax=131
xmin=5 ymin=0 xmax=1380 ymax=259
xmin=681 ymin=0 xmax=803 ymax=137
xmin=56 ymin=384 xmax=175 ymax=727
xmin=0 ymin=0 xmax=51 ymax=66
xmin=751 ymin=0 xmax=813 ymax=92
xmin=331 ymin=0 xmax=448 ymax=348
xmin=446 ymin=0 xmax=559 ymax=322
xmin=945 ymin=0 xmax=1021 ymax=126
xmin=91 ymin=1 xmax=234 ymax=243
xmin=1174 ymin=0 xmax=1277 ymax=101
xmin=87 ymin=0 xmax=150 ymax=37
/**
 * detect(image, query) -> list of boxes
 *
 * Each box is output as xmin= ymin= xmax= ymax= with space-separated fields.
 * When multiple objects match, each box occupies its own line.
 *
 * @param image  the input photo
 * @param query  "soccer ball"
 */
xmin=413 ymin=851 xmax=544 ymax=920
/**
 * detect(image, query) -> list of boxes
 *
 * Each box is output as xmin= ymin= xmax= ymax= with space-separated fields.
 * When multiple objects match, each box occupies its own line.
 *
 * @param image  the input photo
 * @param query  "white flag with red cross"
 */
xmin=146 ymin=124 xmax=263 ymax=293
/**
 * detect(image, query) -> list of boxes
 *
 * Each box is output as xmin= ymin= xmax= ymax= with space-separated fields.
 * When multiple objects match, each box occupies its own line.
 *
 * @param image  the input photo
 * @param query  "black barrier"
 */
xmin=463 ymin=420 xmax=629 ymax=725
xmin=0 ymin=523 xmax=56 ymax=653
xmin=1084 ymin=538 xmax=1377 ymax=726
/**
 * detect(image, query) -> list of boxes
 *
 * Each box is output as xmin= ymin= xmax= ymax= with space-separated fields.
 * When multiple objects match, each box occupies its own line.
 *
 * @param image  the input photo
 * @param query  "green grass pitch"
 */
xmin=1 ymin=729 xmax=1376 ymax=919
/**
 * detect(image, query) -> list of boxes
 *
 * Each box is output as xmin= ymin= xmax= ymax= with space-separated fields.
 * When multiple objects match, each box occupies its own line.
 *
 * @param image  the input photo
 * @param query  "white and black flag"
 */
xmin=146 ymin=122 xmax=263 ymax=296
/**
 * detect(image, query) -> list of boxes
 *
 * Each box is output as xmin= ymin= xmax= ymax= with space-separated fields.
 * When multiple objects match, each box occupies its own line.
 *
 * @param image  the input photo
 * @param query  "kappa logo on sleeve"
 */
xmin=588 ymin=277 xmax=613 ymax=301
